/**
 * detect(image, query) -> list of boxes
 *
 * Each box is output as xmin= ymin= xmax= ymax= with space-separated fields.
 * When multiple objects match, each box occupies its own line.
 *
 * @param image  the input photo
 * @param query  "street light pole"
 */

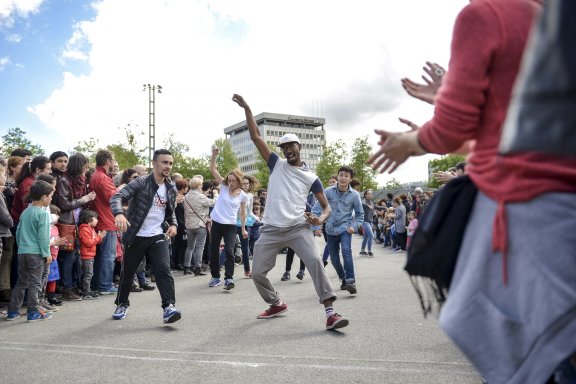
xmin=143 ymin=84 xmax=162 ymax=171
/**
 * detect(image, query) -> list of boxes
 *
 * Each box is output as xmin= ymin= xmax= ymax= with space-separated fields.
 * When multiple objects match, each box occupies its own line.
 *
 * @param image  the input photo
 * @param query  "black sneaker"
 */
xmin=140 ymin=283 xmax=156 ymax=291
xmin=130 ymin=285 xmax=143 ymax=293
xmin=296 ymin=271 xmax=305 ymax=280
xmin=367 ymin=251 xmax=374 ymax=257
xmin=340 ymin=281 xmax=347 ymax=290
xmin=83 ymin=291 xmax=100 ymax=300
xmin=359 ymin=251 xmax=367 ymax=256
xmin=47 ymin=295 xmax=63 ymax=306
xmin=344 ymin=283 xmax=357 ymax=294
xmin=281 ymin=272 xmax=290 ymax=281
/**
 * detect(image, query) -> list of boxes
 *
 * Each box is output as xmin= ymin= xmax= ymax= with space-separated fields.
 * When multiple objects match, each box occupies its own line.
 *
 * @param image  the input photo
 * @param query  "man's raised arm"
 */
xmin=232 ymin=94 xmax=271 ymax=162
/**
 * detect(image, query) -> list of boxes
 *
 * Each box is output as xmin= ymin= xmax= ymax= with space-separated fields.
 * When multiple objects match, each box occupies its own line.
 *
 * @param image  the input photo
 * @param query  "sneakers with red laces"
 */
xmin=257 ymin=303 xmax=288 ymax=319
xmin=326 ymin=313 xmax=349 ymax=330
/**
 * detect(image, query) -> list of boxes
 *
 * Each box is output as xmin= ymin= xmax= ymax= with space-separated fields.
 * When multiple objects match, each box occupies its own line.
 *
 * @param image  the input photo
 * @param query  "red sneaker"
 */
xmin=257 ymin=303 xmax=288 ymax=319
xmin=326 ymin=313 xmax=349 ymax=330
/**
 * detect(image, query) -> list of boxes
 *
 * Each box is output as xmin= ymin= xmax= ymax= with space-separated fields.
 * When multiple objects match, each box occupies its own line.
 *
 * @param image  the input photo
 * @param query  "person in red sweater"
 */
xmin=367 ymin=1 xmax=576 ymax=383
xmin=89 ymin=150 xmax=118 ymax=295
xmin=10 ymin=156 xmax=52 ymax=225
xmin=78 ymin=209 xmax=106 ymax=300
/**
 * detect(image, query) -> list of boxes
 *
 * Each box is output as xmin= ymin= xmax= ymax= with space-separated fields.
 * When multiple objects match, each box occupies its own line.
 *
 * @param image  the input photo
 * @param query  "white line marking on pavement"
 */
xmin=0 ymin=342 xmax=478 ymax=376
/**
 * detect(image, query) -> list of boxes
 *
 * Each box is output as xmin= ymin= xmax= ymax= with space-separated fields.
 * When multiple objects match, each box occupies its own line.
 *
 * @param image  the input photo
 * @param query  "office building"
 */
xmin=224 ymin=112 xmax=326 ymax=175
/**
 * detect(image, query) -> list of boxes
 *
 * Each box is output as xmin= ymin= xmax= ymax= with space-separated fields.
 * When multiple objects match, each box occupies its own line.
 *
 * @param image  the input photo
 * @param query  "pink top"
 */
xmin=50 ymin=225 xmax=60 ymax=259
xmin=417 ymin=0 xmax=576 ymax=282
xmin=407 ymin=219 xmax=419 ymax=237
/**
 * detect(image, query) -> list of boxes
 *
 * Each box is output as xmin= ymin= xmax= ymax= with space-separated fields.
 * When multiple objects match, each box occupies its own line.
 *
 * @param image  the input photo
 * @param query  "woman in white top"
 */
xmin=208 ymin=147 xmax=248 ymax=290
xmin=236 ymin=175 xmax=260 ymax=278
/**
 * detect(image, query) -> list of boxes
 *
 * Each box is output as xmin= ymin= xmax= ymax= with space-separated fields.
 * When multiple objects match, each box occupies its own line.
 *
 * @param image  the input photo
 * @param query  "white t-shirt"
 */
xmin=137 ymin=183 xmax=167 ymax=237
xmin=210 ymin=184 xmax=247 ymax=225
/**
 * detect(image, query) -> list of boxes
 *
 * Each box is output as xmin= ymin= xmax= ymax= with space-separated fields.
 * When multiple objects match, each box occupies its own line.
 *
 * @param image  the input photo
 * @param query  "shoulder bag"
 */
xmin=404 ymin=175 xmax=478 ymax=317
xmin=55 ymin=222 xmax=77 ymax=251
xmin=185 ymin=197 xmax=211 ymax=232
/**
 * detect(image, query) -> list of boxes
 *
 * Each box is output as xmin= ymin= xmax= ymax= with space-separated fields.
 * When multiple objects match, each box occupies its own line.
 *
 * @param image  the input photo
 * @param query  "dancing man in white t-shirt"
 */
xmin=232 ymin=94 xmax=349 ymax=330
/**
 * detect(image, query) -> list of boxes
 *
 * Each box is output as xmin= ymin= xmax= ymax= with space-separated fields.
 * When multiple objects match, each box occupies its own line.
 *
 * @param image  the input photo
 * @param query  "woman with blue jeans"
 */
xmin=359 ymin=190 xmax=375 ymax=257
xmin=236 ymin=175 xmax=260 ymax=278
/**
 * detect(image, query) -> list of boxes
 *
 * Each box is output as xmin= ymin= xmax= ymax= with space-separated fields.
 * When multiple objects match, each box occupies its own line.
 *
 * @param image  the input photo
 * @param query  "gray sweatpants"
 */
xmin=252 ymin=223 xmax=336 ymax=305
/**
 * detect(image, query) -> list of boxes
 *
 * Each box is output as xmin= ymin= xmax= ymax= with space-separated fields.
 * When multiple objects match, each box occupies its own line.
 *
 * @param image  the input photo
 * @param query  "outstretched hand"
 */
xmin=401 ymin=61 xmax=446 ymax=105
xmin=232 ymin=94 xmax=249 ymax=109
xmin=398 ymin=117 xmax=420 ymax=131
xmin=367 ymin=129 xmax=426 ymax=174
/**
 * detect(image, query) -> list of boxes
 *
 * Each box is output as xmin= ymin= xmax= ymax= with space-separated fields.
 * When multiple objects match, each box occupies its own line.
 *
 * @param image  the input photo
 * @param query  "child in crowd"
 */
xmin=406 ymin=211 xmax=419 ymax=250
xmin=6 ymin=180 xmax=54 ymax=322
xmin=248 ymin=202 xmax=263 ymax=260
xmin=383 ymin=207 xmax=395 ymax=248
xmin=45 ymin=205 xmax=65 ymax=307
xmin=78 ymin=209 xmax=106 ymax=300
xmin=36 ymin=175 xmax=60 ymax=313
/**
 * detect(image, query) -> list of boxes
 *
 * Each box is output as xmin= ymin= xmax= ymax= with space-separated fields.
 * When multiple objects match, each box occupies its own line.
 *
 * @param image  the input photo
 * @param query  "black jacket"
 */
xmin=110 ymin=174 xmax=177 ymax=246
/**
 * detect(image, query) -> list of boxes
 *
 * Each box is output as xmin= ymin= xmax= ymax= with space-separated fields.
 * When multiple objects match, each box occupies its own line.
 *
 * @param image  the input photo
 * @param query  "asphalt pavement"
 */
xmin=0 ymin=235 xmax=483 ymax=384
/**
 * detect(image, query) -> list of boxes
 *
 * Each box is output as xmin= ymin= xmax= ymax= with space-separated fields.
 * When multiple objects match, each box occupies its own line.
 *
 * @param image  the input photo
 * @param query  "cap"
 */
xmin=278 ymin=133 xmax=301 ymax=147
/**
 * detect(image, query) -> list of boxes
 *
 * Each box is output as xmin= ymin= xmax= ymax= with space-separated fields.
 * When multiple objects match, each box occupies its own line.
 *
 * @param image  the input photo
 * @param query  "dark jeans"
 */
xmin=171 ymin=229 xmax=186 ymax=268
xmin=59 ymin=249 xmax=80 ymax=289
xmin=285 ymin=248 xmax=305 ymax=272
xmin=115 ymin=234 xmax=175 ymax=309
xmin=202 ymin=229 xmax=210 ymax=265
xmin=395 ymin=232 xmax=407 ymax=251
xmin=209 ymin=221 xmax=237 ymax=280
xmin=236 ymin=226 xmax=251 ymax=272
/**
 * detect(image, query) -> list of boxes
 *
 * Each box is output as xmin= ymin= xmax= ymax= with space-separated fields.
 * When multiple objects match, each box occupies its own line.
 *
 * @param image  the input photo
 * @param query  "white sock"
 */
xmin=325 ymin=306 xmax=335 ymax=318
xmin=273 ymin=299 xmax=283 ymax=306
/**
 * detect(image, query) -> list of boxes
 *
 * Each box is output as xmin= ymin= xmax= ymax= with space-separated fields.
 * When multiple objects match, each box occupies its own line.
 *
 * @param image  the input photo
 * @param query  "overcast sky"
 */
xmin=0 ymin=0 xmax=469 ymax=184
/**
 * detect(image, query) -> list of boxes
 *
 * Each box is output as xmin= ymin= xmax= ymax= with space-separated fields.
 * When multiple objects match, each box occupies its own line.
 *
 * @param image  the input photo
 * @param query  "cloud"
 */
xmin=26 ymin=0 xmax=468 ymax=185
xmin=0 ymin=56 xmax=10 ymax=71
xmin=0 ymin=0 xmax=45 ymax=30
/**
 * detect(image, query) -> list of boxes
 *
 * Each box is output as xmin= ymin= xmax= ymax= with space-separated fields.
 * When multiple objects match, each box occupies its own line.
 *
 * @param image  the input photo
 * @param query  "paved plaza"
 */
xmin=0 ymin=235 xmax=482 ymax=383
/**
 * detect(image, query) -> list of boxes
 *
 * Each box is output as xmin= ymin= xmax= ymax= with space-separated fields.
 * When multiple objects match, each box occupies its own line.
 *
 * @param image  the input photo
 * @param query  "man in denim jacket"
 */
xmin=312 ymin=166 xmax=363 ymax=294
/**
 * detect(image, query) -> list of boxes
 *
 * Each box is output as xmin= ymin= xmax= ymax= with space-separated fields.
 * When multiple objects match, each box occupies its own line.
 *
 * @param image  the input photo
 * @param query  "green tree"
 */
xmin=72 ymin=137 xmax=101 ymax=162
xmin=253 ymin=143 xmax=278 ymax=189
xmin=164 ymin=133 xmax=194 ymax=178
xmin=384 ymin=177 xmax=402 ymax=190
xmin=107 ymin=144 xmax=141 ymax=170
xmin=213 ymin=138 xmax=238 ymax=175
xmin=349 ymin=136 xmax=378 ymax=191
xmin=0 ymin=127 xmax=44 ymax=156
xmin=427 ymin=154 xmax=466 ymax=188
xmin=315 ymin=139 xmax=348 ymax=185
xmin=186 ymin=157 xmax=211 ymax=180
xmin=106 ymin=127 xmax=148 ymax=170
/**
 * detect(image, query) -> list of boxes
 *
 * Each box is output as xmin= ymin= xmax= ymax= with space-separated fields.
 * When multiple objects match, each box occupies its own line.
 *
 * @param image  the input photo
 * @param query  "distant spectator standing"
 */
xmin=49 ymin=151 xmax=68 ymax=184
xmin=90 ymin=150 xmax=118 ymax=295
xmin=54 ymin=153 xmax=96 ymax=301
xmin=392 ymin=197 xmax=407 ymax=252
xmin=183 ymin=177 xmax=215 ymax=276
xmin=359 ymin=189 xmax=375 ymax=257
